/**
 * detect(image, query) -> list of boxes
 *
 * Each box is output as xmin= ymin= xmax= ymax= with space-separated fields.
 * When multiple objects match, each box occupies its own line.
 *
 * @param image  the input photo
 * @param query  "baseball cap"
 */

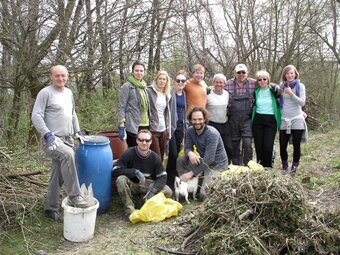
xmin=235 ymin=64 xmax=248 ymax=72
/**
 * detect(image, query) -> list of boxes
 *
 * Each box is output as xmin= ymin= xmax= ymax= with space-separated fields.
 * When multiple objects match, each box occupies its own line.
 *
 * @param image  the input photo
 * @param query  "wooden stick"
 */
xmin=18 ymin=176 xmax=48 ymax=187
xmin=4 ymin=171 xmax=43 ymax=179
xmin=155 ymin=246 xmax=198 ymax=255
xmin=0 ymin=149 xmax=11 ymax=160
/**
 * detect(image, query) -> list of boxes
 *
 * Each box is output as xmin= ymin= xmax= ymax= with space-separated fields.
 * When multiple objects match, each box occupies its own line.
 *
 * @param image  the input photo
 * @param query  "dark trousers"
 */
xmin=126 ymin=131 xmax=137 ymax=147
xmin=165 ymin=122 xmax=184 ymax=190
xmin=230 ymin=116 xmax=253 ymax=165
xmin=279 ymin=129 xmax=303 ymax=163
xmin=252 ymin=113 xmax=277 ymax=167
xmin=209 ymin=121 xmax=233 ymax=165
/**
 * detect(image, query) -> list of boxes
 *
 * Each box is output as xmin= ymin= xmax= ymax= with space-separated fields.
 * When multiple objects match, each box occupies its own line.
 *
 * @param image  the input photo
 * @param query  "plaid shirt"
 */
xmin=224 ymin=78 xmax=257 ymax=107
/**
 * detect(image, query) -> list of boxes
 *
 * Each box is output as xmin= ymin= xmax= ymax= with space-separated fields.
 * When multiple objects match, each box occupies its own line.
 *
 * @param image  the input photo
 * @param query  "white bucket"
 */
xmin=62 ymin=197 xmax=99 ymax=242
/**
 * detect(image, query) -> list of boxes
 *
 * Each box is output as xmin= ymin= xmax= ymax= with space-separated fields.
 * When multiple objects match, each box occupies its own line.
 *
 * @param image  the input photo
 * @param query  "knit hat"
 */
xmin=193 ymin=64 xmax=205 ymax=73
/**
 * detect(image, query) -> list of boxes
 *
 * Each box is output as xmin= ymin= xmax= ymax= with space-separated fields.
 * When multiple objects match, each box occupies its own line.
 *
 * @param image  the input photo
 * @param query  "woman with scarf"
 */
xmin=146 ymin=70 xmax=176 ymax=162
xmin=118 ymin=60 xmax=150 ymax=147
xmin=279 ymin=65 xmax=307 ymax=176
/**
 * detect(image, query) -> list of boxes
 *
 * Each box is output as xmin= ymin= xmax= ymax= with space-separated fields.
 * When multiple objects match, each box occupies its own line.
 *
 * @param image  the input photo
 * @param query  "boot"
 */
xmin=281 ymin=160 xmax=288 ymax=175
xmin=290 ymin=162 xmax=299 ymax=177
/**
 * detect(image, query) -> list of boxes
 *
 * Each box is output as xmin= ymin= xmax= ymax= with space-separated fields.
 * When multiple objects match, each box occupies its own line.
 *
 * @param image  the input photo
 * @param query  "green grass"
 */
xmin=1 ymin=128 xmax=340 ymax=254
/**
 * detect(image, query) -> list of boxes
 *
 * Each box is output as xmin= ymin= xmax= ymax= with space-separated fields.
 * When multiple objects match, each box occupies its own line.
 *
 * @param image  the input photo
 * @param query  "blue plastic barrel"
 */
xmin=75 ymin=135 xmax=113 ymax=214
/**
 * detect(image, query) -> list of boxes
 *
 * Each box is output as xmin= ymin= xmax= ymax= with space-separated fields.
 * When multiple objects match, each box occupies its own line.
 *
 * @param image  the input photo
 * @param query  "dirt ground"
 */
xmin=1 ymin=129 xmax=339 ymax=254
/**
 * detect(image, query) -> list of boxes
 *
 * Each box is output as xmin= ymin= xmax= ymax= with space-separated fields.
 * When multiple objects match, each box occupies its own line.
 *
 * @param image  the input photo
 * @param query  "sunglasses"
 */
xmin=258 ymin=78 xmax=267 ymax=82
xmin=176 ymin=79 xmax=186 ymax=84
xmin=137 ymin=138 xmax=152 ymax=143
xmin=237 ymin=71 xmax=246 ymax=74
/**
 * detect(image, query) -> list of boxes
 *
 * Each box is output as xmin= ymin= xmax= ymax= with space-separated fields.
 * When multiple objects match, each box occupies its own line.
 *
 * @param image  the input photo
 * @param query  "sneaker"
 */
xmin=68 ymin=195 xmax=90 ymax=208
xmin=45 ymin=210 xmax=63 ymax=222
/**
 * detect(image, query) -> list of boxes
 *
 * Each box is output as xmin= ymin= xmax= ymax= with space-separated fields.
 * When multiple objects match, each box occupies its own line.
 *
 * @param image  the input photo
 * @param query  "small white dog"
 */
xmin=174 ymin=176 xmax=199 ymax=204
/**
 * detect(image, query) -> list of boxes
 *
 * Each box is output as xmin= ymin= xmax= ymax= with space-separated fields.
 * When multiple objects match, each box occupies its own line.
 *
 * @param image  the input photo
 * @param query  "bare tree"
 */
xmin=0 ymin=0 xmax=80 ymax=142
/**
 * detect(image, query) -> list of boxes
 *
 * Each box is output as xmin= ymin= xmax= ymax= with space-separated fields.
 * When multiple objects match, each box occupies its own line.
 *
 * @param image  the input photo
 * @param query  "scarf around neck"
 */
xmin=127 ymin=75 xmax=149 ymax=125
xmin=127 ymin=75 xmax=147 ymax=89
xmin=279 ymin=79 xmax=300 ymax=108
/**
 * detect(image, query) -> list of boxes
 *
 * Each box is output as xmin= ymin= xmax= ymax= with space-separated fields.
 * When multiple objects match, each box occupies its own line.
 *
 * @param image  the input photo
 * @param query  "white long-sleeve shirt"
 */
xmin=206 ymin=90 xmax=229 ymax=123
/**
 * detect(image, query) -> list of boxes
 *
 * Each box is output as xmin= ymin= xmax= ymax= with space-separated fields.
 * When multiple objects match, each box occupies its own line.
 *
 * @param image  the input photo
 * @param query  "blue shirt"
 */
xmin=176 ymin=93 xmax=186 ymax=123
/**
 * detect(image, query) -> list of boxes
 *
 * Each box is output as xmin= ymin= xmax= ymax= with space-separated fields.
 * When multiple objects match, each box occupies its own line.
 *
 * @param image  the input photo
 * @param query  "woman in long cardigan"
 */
xmin=146 ymin=70 xmax=176 ymax=162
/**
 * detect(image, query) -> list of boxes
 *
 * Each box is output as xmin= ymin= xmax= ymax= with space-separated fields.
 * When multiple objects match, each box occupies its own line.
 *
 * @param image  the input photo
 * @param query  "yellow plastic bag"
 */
xmin=221 ymin=164 xmax=250 ymax=176
xmin=178 ymin=145 xmax=200 ymax=158
xmin=247 ymin=160 xmax=264 ymax=172
xmin=221 ymin=161 xmax=264 ymax=176
xmin=129 ymin=193 xmax=183 ymax=224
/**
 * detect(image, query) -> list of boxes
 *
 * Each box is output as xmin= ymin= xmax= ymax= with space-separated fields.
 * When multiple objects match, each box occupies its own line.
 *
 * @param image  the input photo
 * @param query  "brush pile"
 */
xmin=170 ymin=172 xmax=340 ymax=254
xmin=0 ymin=149 xmax=48 ymax=230
xmin=0 ymin=170 xmax=47 ymax=229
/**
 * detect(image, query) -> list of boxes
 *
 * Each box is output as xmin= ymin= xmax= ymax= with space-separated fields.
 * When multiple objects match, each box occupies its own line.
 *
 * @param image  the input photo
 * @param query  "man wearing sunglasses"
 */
xmin=113 ymin=129 xmax=172 ymax=217
xmin=224 ymin=64 xmax=257 ymax=166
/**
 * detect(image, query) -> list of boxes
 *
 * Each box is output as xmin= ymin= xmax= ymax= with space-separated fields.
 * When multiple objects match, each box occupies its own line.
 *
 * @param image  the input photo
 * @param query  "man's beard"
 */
xmin=194 ymin=123 xmax=204 ymax=131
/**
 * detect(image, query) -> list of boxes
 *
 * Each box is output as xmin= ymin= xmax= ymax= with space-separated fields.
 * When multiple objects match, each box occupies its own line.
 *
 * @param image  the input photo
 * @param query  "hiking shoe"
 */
xmin=68 ymin=195 xmax=90 ymax=208
xmin=45 ymin=210 xmax=63 ymax=223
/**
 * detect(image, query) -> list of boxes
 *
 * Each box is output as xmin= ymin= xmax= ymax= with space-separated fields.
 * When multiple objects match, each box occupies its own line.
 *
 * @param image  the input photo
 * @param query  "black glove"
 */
xmin=44 ymin=132 xmax=58 ymax=151
xmin=144 ymin=187 xmax=157 ymax=200
xmin=206 ymin=87 xmax=211 ymax=95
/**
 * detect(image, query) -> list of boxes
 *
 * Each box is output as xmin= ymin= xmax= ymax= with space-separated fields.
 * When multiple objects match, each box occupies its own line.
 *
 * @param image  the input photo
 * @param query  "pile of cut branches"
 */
xmin=0 ymin=147 xmax=50 ymax=231
xmin=159 ymin=172 xmax=340 ymax=255
xmin=0 ymin=169 xmax=47 ymax=229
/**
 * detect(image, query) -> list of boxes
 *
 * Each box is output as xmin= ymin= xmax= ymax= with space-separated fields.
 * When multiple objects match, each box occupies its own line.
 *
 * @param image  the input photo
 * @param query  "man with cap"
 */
xmin=184 ymin=64 xmax=209 ymax=111
xmin=224 ymin=64 xmax=257 ymax=165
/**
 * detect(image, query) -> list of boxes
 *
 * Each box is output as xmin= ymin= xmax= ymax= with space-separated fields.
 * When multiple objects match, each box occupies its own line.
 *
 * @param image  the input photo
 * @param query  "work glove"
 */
xmin=75 ymin=131 xmax=86 ymax=144
xmin=118 ymin=126 xmax=127 ymax=141
xmin=44 ymin=132 xmax=58 ymax=151
xmin=144 ymin=187 xmax=157 ymax=200
xmin=135 ymin=170 xmax=146 ymax=184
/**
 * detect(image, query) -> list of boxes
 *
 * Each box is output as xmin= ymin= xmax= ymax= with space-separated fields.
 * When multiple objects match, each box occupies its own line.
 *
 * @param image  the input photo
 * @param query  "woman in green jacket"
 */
xmin=251 ymin=70 xmax=281 ymax=167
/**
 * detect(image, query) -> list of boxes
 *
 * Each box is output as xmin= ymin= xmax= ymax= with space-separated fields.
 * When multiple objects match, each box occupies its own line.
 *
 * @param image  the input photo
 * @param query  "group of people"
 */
xmin=31 ymin=61 xmax=307 ymax=221
xmin=114 ymin=61 xmax=307 ymax=216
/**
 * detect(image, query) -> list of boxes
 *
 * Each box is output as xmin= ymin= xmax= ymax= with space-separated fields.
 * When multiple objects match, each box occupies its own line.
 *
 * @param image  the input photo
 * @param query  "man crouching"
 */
xmin=113 ymin=129 xmax=173 ymax=216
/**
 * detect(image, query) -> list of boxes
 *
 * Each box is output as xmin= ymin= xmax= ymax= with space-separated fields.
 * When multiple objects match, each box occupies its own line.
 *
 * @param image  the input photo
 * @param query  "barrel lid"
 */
xmin=81 ymin=135 xmax=110 ymax=145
